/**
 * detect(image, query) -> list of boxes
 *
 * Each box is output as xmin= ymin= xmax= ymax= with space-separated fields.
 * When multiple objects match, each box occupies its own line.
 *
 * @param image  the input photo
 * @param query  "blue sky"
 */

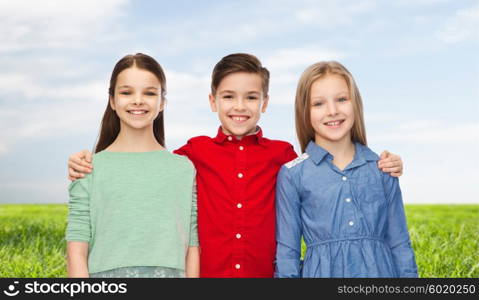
xmin=0 ymin=0 xmax=478 ymax=204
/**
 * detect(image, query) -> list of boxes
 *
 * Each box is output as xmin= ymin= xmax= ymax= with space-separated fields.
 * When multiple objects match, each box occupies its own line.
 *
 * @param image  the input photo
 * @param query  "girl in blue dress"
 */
xmin=275 ymin=61 xmax=418 ymax=278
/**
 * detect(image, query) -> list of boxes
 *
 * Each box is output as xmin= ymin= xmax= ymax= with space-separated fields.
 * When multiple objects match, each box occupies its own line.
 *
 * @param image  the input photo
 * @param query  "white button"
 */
xmin=237 ymin=203 xmax=242 ymax=208
xmin=237 ymin=173 xmax=243 ymax=178
xmin=239 ymin=146 xmax=244 ymax=151
xmin=349 ymin=221 xmax=354 ymax=226
xmin=342 ymin=176 xmax=347 ymax=181
xmin=345 ymin=198 xmax=351 ymax=203
xmin=228 ymin=136 xmax=233 ymax=141
xmin=235 ymin=264 xmax=241 ymax=269
xmin=236 ymin=233 xmax=241 ymax=239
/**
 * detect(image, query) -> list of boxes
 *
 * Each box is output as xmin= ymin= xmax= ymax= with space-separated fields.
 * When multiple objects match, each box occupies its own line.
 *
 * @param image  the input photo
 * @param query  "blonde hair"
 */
xmin=295 ymin=61 xmax=367 ymax=153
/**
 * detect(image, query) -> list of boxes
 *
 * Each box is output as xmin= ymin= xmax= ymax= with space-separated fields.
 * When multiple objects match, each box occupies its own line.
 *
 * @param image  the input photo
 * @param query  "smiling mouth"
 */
xmin=229 ymin=115 xmax=250 ymax=123
xmin=324 ymin=120 xmax=344 ymax=127
xmin=127 ymin=110 xmax=148 ymax=115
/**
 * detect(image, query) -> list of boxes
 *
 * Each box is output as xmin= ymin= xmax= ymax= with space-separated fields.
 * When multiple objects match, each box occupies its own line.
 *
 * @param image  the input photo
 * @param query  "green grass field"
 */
xmin=0 ymin=204 xmax=478 ymax=277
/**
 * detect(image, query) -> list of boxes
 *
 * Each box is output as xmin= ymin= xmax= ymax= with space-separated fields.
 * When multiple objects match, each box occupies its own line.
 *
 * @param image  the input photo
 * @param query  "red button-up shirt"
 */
xmin=174 ymin=127 xmax=298 ymax=277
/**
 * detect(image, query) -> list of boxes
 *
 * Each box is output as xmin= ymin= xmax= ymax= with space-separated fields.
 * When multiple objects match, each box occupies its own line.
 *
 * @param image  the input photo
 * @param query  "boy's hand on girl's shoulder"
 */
xmin=378 ymin=150 xmax=403 ymax=178
xmin=68 ymin=150 xmax=93 ymax=181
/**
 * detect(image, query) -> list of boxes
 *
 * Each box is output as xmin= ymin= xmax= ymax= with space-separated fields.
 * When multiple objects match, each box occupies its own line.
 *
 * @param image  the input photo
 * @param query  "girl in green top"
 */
xmin=66 ymin=53 xmax=199 ymax=278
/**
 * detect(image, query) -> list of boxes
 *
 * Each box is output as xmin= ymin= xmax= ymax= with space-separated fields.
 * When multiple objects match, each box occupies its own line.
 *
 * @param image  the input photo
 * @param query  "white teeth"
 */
xmin=129 ymin=110 xmax=147 ymax=115
xmin=326 ymin=121 xmax=341 ymax=126
xmin=232 ymin=116 xmax=247 ymax=121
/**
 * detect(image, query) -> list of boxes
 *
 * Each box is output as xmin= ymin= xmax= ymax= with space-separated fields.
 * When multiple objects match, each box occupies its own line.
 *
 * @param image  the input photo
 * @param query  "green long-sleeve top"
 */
xmin=65 ymin=150 xmax=198 ymax=274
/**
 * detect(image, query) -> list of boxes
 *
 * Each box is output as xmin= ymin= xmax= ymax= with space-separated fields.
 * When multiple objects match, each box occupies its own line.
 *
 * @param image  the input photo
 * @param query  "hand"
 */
xmin=378 ymin=150 xmax=403 ymax=177
xmin=68 ymin=150 xmax=93 ymax=181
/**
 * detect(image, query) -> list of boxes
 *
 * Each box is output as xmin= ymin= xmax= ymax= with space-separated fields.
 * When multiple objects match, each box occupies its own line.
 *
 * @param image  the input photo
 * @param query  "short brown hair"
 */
xmin=95 ymin=53 xmax=167 ymax=153
xmin=211 ymin=53 xmax=270 ymax=95
xmin=295 ymin=61 xmax=367 ymax=153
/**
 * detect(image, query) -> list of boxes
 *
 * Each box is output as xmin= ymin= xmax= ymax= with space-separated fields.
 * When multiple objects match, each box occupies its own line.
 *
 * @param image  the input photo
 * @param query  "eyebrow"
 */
xmin=117 ymin=85 xmax=158 ymax=90
xmin=219 ymin=90 xmax=261 ymax=94
xmin=219 ymin=90 xmax=236 ymax=94
xmin=311 ymin=91 xmax=349 ymax=100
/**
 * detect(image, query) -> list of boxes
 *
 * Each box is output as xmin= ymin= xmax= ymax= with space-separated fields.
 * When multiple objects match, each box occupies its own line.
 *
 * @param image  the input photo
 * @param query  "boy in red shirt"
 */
xmin=67 ymin=53 xmax=404 ymax=277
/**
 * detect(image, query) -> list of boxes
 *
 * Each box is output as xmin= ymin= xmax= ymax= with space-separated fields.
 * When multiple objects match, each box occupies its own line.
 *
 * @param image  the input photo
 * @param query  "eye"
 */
xmin=145 ymin=92 xmax=157 ymax=96
xmin=312 ymin=101 xmax=323 ymax=107
xmin=247 ymin=95 xmax=259 ymax=100
xmin=119 ymin=91 xmax=131 ymax=95
xmin=338 ymin=97 xmax=348 ymax=102
xmin=222 ymin=95 xmax=233 ymax=99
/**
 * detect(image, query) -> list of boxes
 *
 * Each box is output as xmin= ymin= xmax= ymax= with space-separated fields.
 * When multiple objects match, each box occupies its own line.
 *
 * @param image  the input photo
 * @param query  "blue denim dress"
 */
xmin=275 ymin=141 xmax=418 ymax=278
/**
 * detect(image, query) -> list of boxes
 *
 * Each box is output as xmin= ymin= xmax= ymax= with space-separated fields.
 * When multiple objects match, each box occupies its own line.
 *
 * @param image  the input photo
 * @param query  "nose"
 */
xmin=326 ymin=101 xmax=338 ymax=116
xmin=234 ymin=97 xmax=246 ymax=111
xmin=133 ymin=92 xmax=144 ymax=105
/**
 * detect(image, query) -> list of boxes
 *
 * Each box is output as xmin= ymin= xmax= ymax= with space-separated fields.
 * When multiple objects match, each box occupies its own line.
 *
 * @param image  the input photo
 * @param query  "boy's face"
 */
xmin=209 ymin=72 xmax=269 ymax=139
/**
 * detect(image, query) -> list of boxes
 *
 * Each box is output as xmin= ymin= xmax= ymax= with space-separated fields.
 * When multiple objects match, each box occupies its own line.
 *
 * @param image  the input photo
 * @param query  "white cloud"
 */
xmin=400 ymin=166 xmax=479 ymax=204
xmin=0 ymin=56 xmax=101 ymax=80
xmin=397 ymin=120 xmax=440 ymax=130
xmin=0 ymin=72 xmax=106 ymax=101
xmin=0 ymin=98 xmax=105 ymax=155
xmin=0 ymin=144 xmax=7 ymax=156
xmin=265 ymin=46 xmax=346 ymax=71
xmin=365 ymin=113 xmax=406 ymax=124
xmin=295 ymin=0 xmax=377 ymax=28
xmin=396 ymin=0 xmax=452 ymax=6
xmin=166 ymin=71 xmax=210 ymax=104
xmin=436 ymin=6 xmax=479 ymax=43
xmin=0 ymin=0 xmax=128 ymax=52
xmin=371 ymin=121 xmax=479 ymax=143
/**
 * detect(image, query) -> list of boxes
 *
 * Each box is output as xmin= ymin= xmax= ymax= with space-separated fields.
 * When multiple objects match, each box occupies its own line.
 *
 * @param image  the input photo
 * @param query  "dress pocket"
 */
xmin=353 ymin=178 xmax=385 ymax=204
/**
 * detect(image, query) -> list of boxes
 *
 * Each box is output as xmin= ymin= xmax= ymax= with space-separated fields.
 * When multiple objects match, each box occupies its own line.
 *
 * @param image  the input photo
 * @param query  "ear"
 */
xmin=109 ymin=96 xmax=116 ymax=111
xmin=261 ymin=95 xmax=269 ymax=113
xmin=208 ymin=94 xmax=218 ymax=112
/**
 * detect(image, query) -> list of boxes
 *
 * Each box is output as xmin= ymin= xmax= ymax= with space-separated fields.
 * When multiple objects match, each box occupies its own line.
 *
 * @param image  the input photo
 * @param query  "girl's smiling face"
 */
xmin=110 ymin=66 xmax=163 ymax=131
xmin=310 ymin=74 xmax=355 ymax=145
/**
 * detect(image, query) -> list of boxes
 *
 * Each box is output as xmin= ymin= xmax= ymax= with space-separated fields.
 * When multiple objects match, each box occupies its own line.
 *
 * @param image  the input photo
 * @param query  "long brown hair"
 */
xmin=94 ymin=53 xmax=167 ymax=153
xmin=295 ymin=61 xmax=367 ymax=153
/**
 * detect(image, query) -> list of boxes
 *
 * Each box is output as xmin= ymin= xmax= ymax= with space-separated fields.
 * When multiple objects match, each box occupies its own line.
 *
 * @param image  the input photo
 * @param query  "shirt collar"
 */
xmin=345 ymin=142 xmax=379 ymax=170
xmin=355 ymin=142 xmax=379 ymax=162
xmin=305 ymin=141 xmax=379 ymax=166
xmin=305 ymin=141 xmax=329 ymax=164
xmin=213 ymin=126 xmax=268 ymax=146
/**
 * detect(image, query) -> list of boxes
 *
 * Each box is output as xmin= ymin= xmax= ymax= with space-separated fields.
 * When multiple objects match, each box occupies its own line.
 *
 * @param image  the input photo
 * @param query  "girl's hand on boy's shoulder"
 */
xmin=378 ymin=150 xmax=403 ymax=177
xmin=68 ymin=150 xmax=93 ymax=181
